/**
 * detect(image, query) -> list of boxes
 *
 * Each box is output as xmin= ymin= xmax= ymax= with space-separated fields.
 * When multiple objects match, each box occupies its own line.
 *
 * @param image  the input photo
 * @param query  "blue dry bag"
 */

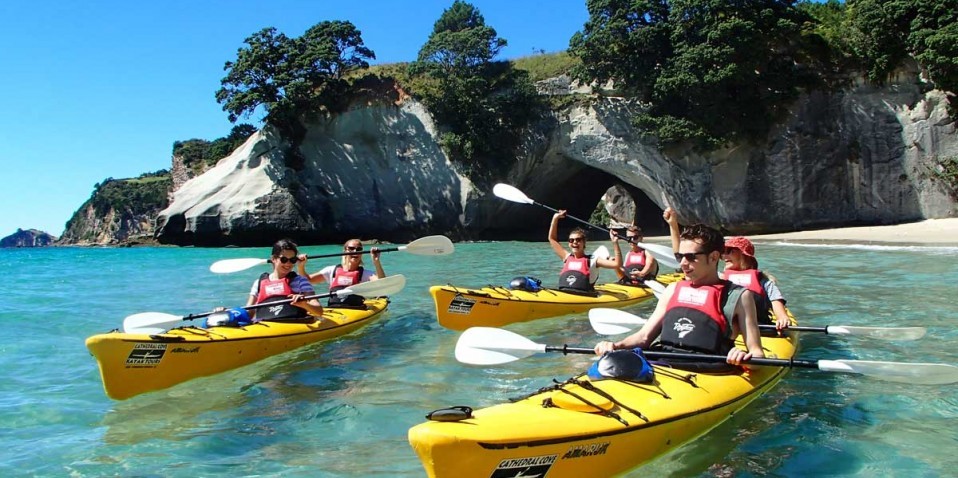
xmin=508 ymin=276 xmax=542 ymax=292
xmin=587 ymin=348 xmax=654 ymax=383
xmin=203 ymin=307 xmax=252 ymax=327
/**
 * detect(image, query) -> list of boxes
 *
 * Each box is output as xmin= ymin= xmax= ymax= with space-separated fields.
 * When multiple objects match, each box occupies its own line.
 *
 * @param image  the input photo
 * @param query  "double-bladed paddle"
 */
xmin=492 ymin=183 xmax=681 ymax=270
xmin=587 ymin=308 xmax=928 ymax=340
xmin=454 ymin=326 xmax=957 ymax=384
xmin=209 ymin=235 xmax=454 ymax=274
xmin=122 ymin=274 xmax=407 ymax=334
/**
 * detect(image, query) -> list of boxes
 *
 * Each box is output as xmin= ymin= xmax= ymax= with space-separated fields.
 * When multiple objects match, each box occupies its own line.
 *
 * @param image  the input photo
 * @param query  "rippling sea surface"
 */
xmin=2 ymin=240 xmax=957 ymax=477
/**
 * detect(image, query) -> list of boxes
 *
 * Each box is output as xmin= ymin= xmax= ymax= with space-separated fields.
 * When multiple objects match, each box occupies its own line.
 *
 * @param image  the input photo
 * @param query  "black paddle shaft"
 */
xmin=181 ymin=290 xmax=341 ymax=321
xmin=534 ymin=202 xmax=642 ymax=247
xmin=257 ymin=246 xmax=401 ymax=264
xmin=545 ymin=345 xmax=820 ymax=369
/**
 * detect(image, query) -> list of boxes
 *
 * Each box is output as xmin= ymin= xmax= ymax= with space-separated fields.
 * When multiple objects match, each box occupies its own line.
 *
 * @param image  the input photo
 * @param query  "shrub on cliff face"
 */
xmin=407 ymin=1 xmax=542 ymax=181
xmin=173 ymin=124 xmax=257 ymax=173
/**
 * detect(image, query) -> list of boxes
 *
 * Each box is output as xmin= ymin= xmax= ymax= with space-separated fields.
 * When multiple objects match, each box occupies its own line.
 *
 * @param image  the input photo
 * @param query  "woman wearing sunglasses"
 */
xmin=721 ymin=237 xmax=791 ymax=330
xmin=548 ymin=210 xmax=621 ymax=293
xmin=245 ymin=238 xmax=324 ymax=321
xmin=297 ymin=239 xmax=386 ymax=307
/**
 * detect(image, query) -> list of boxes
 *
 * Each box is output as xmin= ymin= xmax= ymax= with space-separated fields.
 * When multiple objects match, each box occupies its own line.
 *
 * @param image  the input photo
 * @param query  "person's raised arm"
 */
xmin=548 ymin=210 xmax=569 ymax=260
xmin=663 ymin=207 xmax=680 ymax=254
xmin=597 ymin=229 xmax=623 ymax=270
xmin=370 ymin=247 xmax=386 ymax=280
xmin=297 ymin=254 xmax=329 ymax=285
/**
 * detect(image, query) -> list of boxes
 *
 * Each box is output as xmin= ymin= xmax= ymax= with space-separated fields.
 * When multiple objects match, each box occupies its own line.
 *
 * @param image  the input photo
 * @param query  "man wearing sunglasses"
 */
xmin=613 ymin=225 xmax=659 ymax=285
xmin=549 ymin=210 xmax=622 ymax=293
xmin=595 ymin=220 xmax=764 ymax=368
xmin=246 ymin=239 xmax=324 ymax=321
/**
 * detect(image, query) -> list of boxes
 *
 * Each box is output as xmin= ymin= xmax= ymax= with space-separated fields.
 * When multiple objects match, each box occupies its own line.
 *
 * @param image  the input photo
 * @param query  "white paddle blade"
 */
xmin=347 ymin=274 xmax=406 ymax=297
xmin=588 ymin=308 xmax=648 ymax=335
xmin=492 ymin=183 xmax=534 ymax=204
xmin=818 ymin=360 xmax=958 ymax=385
xmin=826 ymin=326 xmax=927 ymax=341
xmin=123 ymin=312 xmax=187 ymax=333
xmin=209 ymin=257 xmax=269 ymax=274
xmin=639 ymin=242 xmax=680 ymax=269
xmin=590 ymin=246 xmax=610 ymax=282
xmin=645 ymin=280 xmax=666 ymax=297
xmin=403 ymin=235 xmax=455 ymax=256
xmin=455 ymin=327 xmax=547 ymax=365
xmin=589 ymin=319 xmax=635 ymax=336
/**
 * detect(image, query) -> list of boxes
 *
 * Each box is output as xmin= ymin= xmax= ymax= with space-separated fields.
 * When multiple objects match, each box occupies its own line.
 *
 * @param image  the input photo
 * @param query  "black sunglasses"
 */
xmin=674 ymin=251 xmax=708 ymax=262
xmin=345 ymin=246 xmax=364 ymax=252
xmin=568 ymin=237 xmax=584 ymax=243
xmin=277 ymin=256 xmax=299 ymax=264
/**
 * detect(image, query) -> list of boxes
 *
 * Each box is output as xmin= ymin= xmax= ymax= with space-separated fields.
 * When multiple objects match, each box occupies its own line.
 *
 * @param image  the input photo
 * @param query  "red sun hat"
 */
xmin=724 ymin=236 xmax=758 ymax=267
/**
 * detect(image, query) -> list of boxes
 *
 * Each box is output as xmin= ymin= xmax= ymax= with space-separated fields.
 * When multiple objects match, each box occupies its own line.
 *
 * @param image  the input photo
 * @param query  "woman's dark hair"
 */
xmin=271 ymin=238 xmax=299 ymax=257
xmin=679 ymin=224 xmax=724 ymax=253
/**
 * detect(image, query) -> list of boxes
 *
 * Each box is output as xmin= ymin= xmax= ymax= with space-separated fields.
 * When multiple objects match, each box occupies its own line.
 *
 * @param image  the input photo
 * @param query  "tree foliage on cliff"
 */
xmin=570 ymin=0 xmax=816 ymax=149
xmin=407 ymin=1 xmax=541 ymax=174
xmin=173 ymin=124 xmax=257 ymax=172
xmin=844 ymin=0 xmax=958 ymax=93
xmin=87 ymin=174 xmax=171 ymax=217
xmin=215 ymin=21 xmax=376 ymax=132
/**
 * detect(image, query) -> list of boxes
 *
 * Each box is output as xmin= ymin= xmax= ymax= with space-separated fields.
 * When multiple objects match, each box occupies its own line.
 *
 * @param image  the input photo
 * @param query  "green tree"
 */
xmin=846 ymin=0 xmax=958 ymax=93
xmin=569 ymin=0 xmax=672 ymax=98
xmin=215 ymin=21 xmax=375 ymax=133
xmin=414 ymin=0 xmax=506 ymax=74
xmin=570 ymin=0 xmax=814 ymax=149
xmin=409 ymin=1 xmax=540 ymax=175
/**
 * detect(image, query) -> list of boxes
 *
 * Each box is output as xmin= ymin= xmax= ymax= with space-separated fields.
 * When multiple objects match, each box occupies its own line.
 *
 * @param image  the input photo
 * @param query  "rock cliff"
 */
xmin=155 ymin=100 xmax=470 ymax=246
xmin=154 ymin=72 xmax=957 ymax=245
xmin=0 ymin=229 xmax=57 ymax=247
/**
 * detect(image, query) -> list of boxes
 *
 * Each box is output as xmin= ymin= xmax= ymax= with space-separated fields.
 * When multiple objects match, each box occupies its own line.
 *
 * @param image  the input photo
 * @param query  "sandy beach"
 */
xmin=644 ymin=218 xmax=958 ymax=245
xmin=748 ymin=218 xmax=958 ymax=245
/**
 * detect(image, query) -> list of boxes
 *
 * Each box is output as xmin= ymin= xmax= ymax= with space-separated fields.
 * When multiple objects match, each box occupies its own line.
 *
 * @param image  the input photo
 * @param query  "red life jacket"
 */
xmin=722 ymin=269 xmax=773 ymax=323
xmin=255 ymin=272 xmax=307 ymax=320
xmin=559 ymin=255 xmax=592 ymax=291
xmin=329 ymin=265 xmax=366 ymax=307
xmin=624 ymin=250 xmax=647 ymax=271
xmin=657 ymin=280 xmax=740 ymax=355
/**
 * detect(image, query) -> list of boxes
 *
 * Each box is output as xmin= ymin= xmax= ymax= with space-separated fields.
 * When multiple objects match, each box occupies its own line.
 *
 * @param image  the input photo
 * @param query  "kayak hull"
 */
xmin=430 ymin=273 xmax=682 ymax=330
xmin=408 ymin=317 xmax=797 ymax=477
xmin=86 ymin=299 xmax=388 ymax=400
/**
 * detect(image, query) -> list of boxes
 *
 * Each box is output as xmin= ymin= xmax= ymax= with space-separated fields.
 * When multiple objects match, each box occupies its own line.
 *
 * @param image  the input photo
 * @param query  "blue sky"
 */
xmin=0 ymin=1 xmax=588 ymax=237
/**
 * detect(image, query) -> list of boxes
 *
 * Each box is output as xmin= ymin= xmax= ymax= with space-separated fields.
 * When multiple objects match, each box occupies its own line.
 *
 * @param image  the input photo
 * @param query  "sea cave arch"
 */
xmin=482 ymin=166 xmax=665 ymax=241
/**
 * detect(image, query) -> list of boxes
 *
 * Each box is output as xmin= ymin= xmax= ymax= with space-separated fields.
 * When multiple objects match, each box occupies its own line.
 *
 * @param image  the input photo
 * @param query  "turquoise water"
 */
xmin=2 ymin=241 xmax=957 ymax=477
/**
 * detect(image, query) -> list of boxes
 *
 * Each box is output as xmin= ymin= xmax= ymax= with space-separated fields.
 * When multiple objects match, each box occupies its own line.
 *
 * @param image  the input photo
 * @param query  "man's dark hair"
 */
xmin=271 ymin=238 xmax=299 ymax=257
xmin=680 ymin=224 xmax=724 ymax=253
xmin=569 ymin=227 xmax=588 ymax=239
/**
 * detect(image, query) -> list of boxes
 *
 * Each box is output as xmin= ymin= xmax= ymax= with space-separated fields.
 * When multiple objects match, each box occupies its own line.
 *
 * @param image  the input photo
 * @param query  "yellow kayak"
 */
xmin=430 ymin=273 xmax=683 ymax=330
xmin=408 ymin=320 xmax=797 ymax=477
xmin=86 ymin=298 xmax=389 ymax=400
